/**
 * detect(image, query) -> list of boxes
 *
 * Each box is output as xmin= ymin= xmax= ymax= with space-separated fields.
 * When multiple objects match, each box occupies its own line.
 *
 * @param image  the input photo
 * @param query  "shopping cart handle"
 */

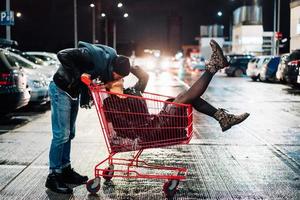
xmin=81 ymin=74 xmax=92 ymax=86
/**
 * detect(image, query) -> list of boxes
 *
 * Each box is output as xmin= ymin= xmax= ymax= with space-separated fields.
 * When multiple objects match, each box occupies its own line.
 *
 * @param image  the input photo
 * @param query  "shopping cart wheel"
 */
xmin=163 ymin=179 xmax=180 ymax=199
xmin=102 ymin=164 xmax=114 ymax=181
xmin=86 ymin=177 xmax=101 ymax=194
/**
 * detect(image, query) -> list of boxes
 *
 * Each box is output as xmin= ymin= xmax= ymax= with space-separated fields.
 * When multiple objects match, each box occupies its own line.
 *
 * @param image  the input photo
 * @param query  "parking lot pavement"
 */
xmin=0 ymin=72 xmax=300 ymax=199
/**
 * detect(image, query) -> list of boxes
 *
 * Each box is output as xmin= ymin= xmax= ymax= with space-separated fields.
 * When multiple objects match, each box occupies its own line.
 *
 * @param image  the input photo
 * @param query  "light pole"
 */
xmin=74 ymin=0 xmax=78 ymax=48
xmin=273 ymin=0 xmax=281 ymax=55
xmin=101 ymin=13 xmax=108 ymax=45
xmin=6 ymin=0 xmax=11 ymax=40
xmin=90 ymin=3 xmax=96 ymax=43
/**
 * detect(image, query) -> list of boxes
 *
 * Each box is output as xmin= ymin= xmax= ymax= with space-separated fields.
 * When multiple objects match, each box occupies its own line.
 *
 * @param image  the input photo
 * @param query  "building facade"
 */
xmin=290 ymin=0 xmax=300 ymax=51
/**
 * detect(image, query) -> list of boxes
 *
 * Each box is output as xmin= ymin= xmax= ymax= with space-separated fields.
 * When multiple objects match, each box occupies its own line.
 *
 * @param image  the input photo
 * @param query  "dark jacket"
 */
xmin=53 ymin=41 xmax=117 ymax=107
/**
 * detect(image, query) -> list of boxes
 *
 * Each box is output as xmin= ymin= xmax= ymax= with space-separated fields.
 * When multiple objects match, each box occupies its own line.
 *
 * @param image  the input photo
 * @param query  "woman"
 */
xmin=103 ymin=40 xmax=249 ymax=144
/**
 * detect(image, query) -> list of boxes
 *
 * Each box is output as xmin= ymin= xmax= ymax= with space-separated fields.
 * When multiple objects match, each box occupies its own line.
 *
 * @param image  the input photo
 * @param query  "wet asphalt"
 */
xmin=0 ymin=71 xmax=299 ymax=199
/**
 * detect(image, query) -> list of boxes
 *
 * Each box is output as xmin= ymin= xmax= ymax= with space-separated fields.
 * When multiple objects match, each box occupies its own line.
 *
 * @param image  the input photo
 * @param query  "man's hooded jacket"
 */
xmin=53 ymin=41 xmax=117 ymax=107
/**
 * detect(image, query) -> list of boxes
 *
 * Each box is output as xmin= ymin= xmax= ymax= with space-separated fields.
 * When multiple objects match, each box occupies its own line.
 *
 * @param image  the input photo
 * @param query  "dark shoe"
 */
xmin=206 ymin=39 xmax=230 ymax=74
xmin=214 ymin=108 xmax=250 ymax=132
xmin=61 ymin=166 xmax=88 ymax=185
xmin=45 ymin=172 xmax=73 ymax=194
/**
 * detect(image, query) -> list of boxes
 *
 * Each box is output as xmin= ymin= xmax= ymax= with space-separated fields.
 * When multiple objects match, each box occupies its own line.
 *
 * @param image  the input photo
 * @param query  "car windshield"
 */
xmin=4 ymin=53 xmax=35 ymax=69
xmin=22 ymin=54 xmax=45 ymax=65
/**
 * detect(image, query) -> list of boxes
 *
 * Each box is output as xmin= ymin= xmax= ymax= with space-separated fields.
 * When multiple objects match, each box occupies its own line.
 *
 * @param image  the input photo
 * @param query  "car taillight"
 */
xmin=0 ymin=73 xmax=13 ymax=86
xmin=288 ymin=60 xmax=300 ymax=66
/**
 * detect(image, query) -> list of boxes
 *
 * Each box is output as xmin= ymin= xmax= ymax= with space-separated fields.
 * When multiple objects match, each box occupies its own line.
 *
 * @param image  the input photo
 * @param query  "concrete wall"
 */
xmin=290 ymin=2 xmax=300 ymax=51
xmin=232 ymin=25 xmax=263 ymax=54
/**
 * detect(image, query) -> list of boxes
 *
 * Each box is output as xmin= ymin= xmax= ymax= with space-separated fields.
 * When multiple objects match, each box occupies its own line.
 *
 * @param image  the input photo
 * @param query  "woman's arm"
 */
xmin=130 ymin=65 xmax=149 ymax=93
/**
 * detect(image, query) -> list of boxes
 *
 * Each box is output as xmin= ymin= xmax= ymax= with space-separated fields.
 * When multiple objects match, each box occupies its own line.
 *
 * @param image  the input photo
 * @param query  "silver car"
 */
xmin=26 ymin=51 xmax=60 ymax=67
xmin=4 ymin=51 xmax=50 ymax=103
xmin=246 ymin=56 xmax=270 ymax=81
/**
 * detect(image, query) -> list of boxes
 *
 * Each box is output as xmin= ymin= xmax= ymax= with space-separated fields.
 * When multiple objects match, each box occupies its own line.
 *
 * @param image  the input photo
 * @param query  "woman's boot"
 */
xmin=206 ymin=40 xmax=230 ymax=74
xmin=214 ymin=108 xmax=250 ymax=132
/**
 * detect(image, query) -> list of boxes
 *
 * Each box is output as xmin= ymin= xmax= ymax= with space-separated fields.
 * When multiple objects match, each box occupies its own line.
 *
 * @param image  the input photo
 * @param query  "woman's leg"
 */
xmin=173 ymin=71 xmax=214 ymax=104
xmin=173 ymin=40 xmax=229 ymax=104
xmin=191 ymin=97 xmax=218 ymax=117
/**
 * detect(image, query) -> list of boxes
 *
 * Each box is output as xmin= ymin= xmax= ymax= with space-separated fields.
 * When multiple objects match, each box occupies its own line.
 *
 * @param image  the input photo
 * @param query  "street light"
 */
xmin=217 ymin=11 xmax=223 ymax=17
xmin=117 ymin=2 xmax=123 ymax=8
xmin=101 ymin=13 xmax=106 ymax=17
xmin=16 ymin=12 xmax=22 ymax=18
xmin=123 ymin=13 xmax=129 ymax=18
xmin=90 ymin=3 xmax=95 ymax=8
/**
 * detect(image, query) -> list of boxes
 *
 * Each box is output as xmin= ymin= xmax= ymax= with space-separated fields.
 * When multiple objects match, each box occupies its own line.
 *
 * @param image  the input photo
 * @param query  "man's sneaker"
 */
xmin=45 ymin=172 xmax=73 ymax=194
xmin=61 ymin=166 xmax=88 ymax=185
xmin=214 ymin=108 xmax=250 ymax=132
xmin=206 ymin=39 xmax=230 ymax=74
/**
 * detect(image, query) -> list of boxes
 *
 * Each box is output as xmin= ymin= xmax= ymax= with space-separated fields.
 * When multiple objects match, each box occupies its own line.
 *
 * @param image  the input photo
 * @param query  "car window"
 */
xmin=289 ymin=50 xmax=300 ymax=61
xmin=5 ymin=53 xmax=35 ymax=69
xmin=240 ymin=58 xmax=251 ymax=64
xmin=35 ymin=55 xmax=56 ymax=62
xmin=263 ymin=57 xmax=271 ymax=64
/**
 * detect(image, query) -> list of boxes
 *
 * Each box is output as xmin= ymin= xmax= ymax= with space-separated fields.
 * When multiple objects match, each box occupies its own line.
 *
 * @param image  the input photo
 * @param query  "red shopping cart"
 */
xmin=82 ymin=77 xmax=193 ymax=198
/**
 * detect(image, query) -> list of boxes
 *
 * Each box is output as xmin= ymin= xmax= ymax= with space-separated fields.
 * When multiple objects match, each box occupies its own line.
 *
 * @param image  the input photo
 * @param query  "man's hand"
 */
xmin=81 ymin=73 xmax=92 ymax=85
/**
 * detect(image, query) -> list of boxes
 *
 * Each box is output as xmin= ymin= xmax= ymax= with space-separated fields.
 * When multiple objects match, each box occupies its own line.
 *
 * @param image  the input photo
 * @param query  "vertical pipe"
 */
xmin=273 ymin=0 xmax=276 ymax=55
xmin=113 ymin=21 xmax=116 ymax=49
xmin=92 ymin=7 xmax=96 ymax=43
xmin=6 ymin=0 xmax=11 ymax=40
xmin=74 ymin=0 xmax=78 ymax=48
xmin=105 ymin=18 xmax=108 ymax=45
xmin=277 ymin=0 xmax=281 ymax=55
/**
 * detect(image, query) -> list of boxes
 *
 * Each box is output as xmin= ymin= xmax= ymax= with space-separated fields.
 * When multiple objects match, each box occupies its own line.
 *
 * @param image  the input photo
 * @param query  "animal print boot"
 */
xmin=214 ymin=108 xmax=250 ymax=132
xmin=206 ymin=39 xmax=230 ymax=74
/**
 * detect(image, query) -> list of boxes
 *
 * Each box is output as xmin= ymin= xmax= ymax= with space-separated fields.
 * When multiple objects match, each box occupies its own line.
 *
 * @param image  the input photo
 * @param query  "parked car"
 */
xmin=225 ymin=55 xmax=253 ymax=77
xmin=26 ymin=51 xmax=60 ymax=66
xmin=0 ymin=38 xmax=18 ymax=48
xmin=6 ymin=48 xmax=56 ymax=81
xmin=226 ymin=54 xmax=253 ymax=62
xmin=275 ymin=53 xmax=290 ymax=83
xmin=259 ymin=56 xmax=280 ymax=82
xmin=4 ymin=51 xmax=50 ymax=104
xmin=246 ymin=56 xmax=270 ymax=81
xmin=0 ymin=49 xmax=30 ymax=114
xmin=286 ymin=59 xmax=300 ymax=86
xmin=297 ymin=62 xmax=300 ymax=86
xmin=281 ymin=50 xmax=300 ymax=85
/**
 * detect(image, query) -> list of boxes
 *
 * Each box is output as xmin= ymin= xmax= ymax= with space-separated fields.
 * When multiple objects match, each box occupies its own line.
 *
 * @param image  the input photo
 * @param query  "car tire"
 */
xmin=251 ymin=77 xmax=258 ymax=81
xmin=234 ymin=69 xmax=243 ymax=77
xmin=258 ymin=74 xmax=261 ymax=81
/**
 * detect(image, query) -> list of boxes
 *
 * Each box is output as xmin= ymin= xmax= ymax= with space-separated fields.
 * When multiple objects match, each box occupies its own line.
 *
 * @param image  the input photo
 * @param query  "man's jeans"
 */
xmin=48 ymin=81 xmax=79 ymax=172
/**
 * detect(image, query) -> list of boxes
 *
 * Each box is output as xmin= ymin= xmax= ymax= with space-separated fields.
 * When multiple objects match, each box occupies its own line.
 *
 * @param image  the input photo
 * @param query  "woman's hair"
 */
xmin=113 ymin=55 xmax=130 ymax=77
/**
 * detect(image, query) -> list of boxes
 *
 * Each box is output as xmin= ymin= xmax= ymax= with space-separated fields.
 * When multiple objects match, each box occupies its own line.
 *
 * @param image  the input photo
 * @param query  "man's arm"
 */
xmin=130 ymin=65 xmax=149 ymax=93
xmin=57 ymin=47 xmax=92 ymax=77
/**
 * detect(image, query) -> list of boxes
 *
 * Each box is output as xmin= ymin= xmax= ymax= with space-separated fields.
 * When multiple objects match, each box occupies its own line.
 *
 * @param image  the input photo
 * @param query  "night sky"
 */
xmin=0 ymin=0 xmax=291 ymax=55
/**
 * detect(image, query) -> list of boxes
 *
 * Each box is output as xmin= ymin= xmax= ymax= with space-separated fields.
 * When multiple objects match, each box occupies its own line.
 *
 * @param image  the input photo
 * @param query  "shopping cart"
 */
xmin=81 ymin=76 xmax=193 ymax=198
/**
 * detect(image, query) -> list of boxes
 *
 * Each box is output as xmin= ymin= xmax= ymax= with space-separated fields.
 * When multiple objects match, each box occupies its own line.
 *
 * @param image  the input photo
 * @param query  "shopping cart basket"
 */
xmin=82 ymin=77 xmax=193 ymax=198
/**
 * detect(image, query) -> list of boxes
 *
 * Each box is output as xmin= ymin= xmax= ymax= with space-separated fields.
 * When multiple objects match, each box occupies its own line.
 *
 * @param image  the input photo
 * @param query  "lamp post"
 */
xmin=6 ymin=0 xmax=11 ymax=40
xmin=74 ymin=0 xmax=78 ymax=47
xmin=101 ymin=13 xmax=108 ymax=45
xmin=90 ymin=3 xmax=96 ymax=43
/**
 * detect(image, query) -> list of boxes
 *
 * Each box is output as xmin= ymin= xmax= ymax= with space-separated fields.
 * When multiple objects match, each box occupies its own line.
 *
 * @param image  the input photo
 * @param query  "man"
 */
xmin=46 ymin=41 xmax=131 ymax=194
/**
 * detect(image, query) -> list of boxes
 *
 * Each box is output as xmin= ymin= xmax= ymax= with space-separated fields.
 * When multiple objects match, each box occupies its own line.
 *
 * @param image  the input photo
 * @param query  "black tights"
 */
xmin=173 ymin=71 xmax=218 ymax=117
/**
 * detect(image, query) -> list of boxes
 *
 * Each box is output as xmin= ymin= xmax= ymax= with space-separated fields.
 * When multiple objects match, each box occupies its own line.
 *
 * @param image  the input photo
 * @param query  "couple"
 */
xmin=46 ymin=40 xmax=249 ymax=194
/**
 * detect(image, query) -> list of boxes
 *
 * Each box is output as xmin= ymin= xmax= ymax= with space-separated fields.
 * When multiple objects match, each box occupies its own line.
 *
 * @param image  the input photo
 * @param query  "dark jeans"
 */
xmin=48 ymin=81 xmax=79 ymax=172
